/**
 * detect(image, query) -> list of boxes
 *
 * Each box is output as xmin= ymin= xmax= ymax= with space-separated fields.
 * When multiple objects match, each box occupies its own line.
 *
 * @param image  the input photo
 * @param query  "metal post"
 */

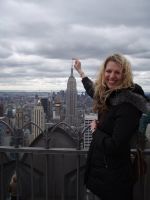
xmin=30 ymin=153 xmax=34 ymax=200
xmin=45 ymin=123 xmax=49 ymax=149
xmin=16 ymin=153 xmax=20 ymax=200
xmin=61 ymin=154 xmax=65 ymax=200
xmin=45 ymin=154 xmax=49 ymax=200
xmin=76 ymin=154 xmax=80 ymax=200
xmin=0 ymin=154 xmax=4 ymax=200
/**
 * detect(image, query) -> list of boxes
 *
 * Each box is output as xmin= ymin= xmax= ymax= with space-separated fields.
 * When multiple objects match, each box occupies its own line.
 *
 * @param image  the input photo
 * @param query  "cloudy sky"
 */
xmin=0 ymin=0 xmax=150 ymax=92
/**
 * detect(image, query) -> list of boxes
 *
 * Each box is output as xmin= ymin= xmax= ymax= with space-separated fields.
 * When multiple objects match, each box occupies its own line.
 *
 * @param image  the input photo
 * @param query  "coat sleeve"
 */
xmin=93 ymin=103 xmax=142 ymax=155
xmin=82 ymin=77 xmax=94 ymax=98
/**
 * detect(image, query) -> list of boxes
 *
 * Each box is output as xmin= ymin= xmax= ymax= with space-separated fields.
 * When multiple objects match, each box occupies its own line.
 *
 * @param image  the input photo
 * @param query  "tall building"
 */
xmin=83 ymin=113 xmax=97 ymax=149
xmin=5 ymin=106 xmax=16 ymax=129
xmin=139 ymin=113 xmax=150 ymax=134
xmin=15 ymin=107 xmax=24 ymax=129
xmin=146 ymin=124 xmax=150 ymax=141
xmin=65 ymin=64 xmax=77 ymax=126
xmin=32 ymin=100 xmax=45 ymax=139
xmin=41 ymin=97 xmax=51 ymax=122
xmin=53 ymin=95 xmax=61 ymax=122
xmin=0 ymin=103 xmax=4 ymax=117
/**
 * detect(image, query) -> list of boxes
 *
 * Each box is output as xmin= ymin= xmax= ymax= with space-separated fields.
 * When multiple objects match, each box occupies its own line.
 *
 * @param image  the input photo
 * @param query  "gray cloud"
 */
xmin=0 ymin=0 xmax=150 ymax=91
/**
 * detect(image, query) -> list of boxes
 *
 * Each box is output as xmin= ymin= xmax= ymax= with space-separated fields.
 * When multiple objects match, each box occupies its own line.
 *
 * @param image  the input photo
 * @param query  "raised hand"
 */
xmin=74 ymin=59 xmax=85 ymax=78
xmin=74 ymin=59 xmax=82 ymax=72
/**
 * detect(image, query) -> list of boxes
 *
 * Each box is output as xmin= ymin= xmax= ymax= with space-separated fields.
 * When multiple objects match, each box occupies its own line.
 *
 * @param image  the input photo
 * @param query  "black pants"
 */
xmin=11 ymin=196 xmax=21 ymax=200
xmin=11 ymin=196 xmax=17 ymax=200
xmin=97 ymin=187 xmax=133 ymax=200
xmin=89 ymin=184 xmax=133 ymax=200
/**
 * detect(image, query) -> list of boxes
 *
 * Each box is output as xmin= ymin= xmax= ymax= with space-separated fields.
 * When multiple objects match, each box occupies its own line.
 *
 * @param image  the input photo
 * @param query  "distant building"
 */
xmin=0 ymin=103 xmax=4 ymax=117
xmin=41 ymin=97 xmax=51 ymax=122
xmin=65 ymin=64 xmax=78 ymax=126
xmin=15 ymin=107 xmax=24 ymax=129
xmin=53 ymin=96 xmax=61 ymax=122
xmin=83 ymin=113 xmax=97 ymax=149
xmin=31 ymin=100 xmax=45 ymax=139
xmin=5 ymin=106 xmax=16 ymax=129
xmin=139 ymin=113 xmax=150 ymax=135
xmin=146 ymin=124 xmax=150 ymax=140
xmin=0 ymin=123 xmax=6 ymax=145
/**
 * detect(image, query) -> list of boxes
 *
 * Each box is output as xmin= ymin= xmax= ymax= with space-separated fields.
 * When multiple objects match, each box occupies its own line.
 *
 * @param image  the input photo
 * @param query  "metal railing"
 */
xmin=0 ymin=146 xmax=150 ymax=200
xmin=0 ymin=119 xmax=150 ymax=200
xmin=0 ymin=146 xmax=87 ymax=200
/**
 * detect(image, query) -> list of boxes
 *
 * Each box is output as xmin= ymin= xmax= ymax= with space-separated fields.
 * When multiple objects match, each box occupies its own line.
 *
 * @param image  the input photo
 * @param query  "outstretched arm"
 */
xmin=74 ymin=59 xmax=94 ymax=98
xmin=74 ymin=59 xmax=86 ymax=79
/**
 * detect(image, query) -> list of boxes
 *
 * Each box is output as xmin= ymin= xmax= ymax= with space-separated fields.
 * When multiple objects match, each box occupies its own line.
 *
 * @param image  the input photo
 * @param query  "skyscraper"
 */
xmin=32 ymin=99 xmax=45 ymax=139
xmin=65 ymin=62 xmax=77 ymax=126
xmin=41 ymin=97 xmax=51 ymax=122
xmin=53 ymin=95 xmax=61 ymax=122
xmin=15 ymin=107 xmax=24 ymax=129
xmin=0 ymin=103 xmax=4 ymax=117
xmin=83 ymin=113 xmax=97 ymax=149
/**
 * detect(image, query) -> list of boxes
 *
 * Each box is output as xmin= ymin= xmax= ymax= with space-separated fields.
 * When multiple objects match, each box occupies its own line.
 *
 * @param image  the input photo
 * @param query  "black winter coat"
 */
xmin=82 ymin=77 xmax=148 ymax=200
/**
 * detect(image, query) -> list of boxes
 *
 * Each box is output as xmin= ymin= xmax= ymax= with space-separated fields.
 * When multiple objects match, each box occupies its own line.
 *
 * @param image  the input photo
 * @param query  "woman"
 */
xmin=74 ymin=53 xmax=148 ymax=200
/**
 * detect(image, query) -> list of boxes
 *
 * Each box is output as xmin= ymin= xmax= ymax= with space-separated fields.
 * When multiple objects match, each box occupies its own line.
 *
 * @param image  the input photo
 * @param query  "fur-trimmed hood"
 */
xmin=109 ymin=85 xmax=150 ymax=114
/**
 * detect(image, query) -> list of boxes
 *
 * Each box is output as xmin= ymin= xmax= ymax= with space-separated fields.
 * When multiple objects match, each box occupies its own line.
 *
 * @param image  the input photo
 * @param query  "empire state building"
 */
xmin=65 ymin=64 xmax=77 ymax=126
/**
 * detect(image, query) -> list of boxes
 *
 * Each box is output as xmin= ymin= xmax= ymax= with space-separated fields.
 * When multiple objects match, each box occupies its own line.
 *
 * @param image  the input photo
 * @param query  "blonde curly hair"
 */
xmin=93 ymin=53 xmax=133 ymax=112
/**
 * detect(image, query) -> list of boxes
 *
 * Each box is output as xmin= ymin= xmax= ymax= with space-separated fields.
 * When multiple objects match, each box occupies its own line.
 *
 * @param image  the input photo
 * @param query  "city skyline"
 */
xmin=0 ymin=0 xmax=150 ymax=92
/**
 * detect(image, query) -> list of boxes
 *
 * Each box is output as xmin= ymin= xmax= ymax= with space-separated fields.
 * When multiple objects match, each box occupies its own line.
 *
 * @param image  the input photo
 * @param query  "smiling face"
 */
xmin=104 ymin=61 xmax=123 ymax=89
